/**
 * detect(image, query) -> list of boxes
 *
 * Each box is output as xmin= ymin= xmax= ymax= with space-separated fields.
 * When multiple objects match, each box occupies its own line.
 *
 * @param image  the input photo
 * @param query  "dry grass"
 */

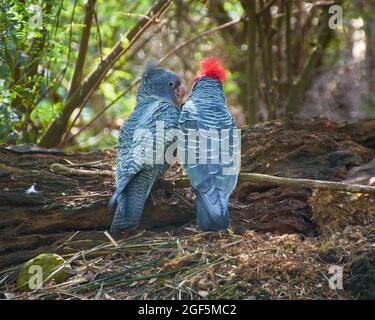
xmin=1 ymin=218 xmax=374 ymax=300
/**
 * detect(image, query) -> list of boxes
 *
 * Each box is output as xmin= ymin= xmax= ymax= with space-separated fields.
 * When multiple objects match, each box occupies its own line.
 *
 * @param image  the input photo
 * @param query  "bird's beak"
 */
xmin=175 ymin=83 xmax=186 ymax=104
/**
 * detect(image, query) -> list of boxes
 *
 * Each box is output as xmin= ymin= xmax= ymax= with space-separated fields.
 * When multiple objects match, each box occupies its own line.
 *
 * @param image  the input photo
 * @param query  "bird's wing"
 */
xmin=150 ymin=99 xmax=181 ymax=169
xmin=112 ymin=99 xmax=180 ymax=208
xmin=180 ymin=99 xmax=239 ymax=195
xmin=116 ymin=99 xmax=178 ymax=181
xmin=110 ymin=99 xmax=180 ymax=229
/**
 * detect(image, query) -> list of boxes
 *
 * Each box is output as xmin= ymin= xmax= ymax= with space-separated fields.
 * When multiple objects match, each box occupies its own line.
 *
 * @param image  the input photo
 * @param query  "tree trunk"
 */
xmin=285 ymin=0 xmax=293 ymax=93
xmin=67 ymin=0 xmax=96 ymax=98
xmin=243 ymin=0 xmax=257 ymax=124
xmin=286 ymin=8 xmax=333 ymax=115
xmin=365 ymin=15 xmax=375 ymax=93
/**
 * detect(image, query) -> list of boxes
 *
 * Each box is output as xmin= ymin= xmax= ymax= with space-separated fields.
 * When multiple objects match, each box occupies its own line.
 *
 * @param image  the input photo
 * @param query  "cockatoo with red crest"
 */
xmin=179 ymin=58 xmax=240 ymax=231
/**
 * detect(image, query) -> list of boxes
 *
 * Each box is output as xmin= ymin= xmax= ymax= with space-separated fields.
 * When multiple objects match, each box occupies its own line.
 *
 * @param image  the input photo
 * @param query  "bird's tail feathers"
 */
xmin=108 ymin=177 xmax=131 ymax=211
xmin=196 ymin=188 xmax=229 ymax=231
xmin=110 ymin=193 xmax=127 ymax=235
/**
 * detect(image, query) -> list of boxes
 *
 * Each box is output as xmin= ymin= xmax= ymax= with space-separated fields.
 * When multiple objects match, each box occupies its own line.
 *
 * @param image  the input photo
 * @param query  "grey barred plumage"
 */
xmin=180 ymin=79 xmax=235 ymax=129
xmin=179 ymin=71 xmax=240 ymax=231
xmin=109 ymin=65 xmax=185 ymax=235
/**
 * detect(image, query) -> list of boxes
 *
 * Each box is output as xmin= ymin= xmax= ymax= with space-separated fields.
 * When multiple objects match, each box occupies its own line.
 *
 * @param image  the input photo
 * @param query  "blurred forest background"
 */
xmin=0 ymin=0 xmax=374 ymax=151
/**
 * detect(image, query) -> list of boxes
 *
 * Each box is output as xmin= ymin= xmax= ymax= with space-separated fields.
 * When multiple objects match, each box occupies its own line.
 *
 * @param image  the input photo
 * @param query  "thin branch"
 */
xmin=59 ymin=0 xmax=96 ymax=145
xmin=37 ymin=0 xmax=78 ymax=104
xmin=62 ymin=77 xmax=140 ymax=145
xmin=62 ymin=18 xmax=243 ymax=145
xmin=93 ymin=8 xmax=103 ymax=61
xmin=119 ymin=12 xmax=156 ymax=20
xmin=238 ymin=173 xmax=375 ymax=194
xmin=45 ymin=0 xmax=65 ymax=89
xmin=39 ymin=0 xmax=173 ymax=148
xmin=50 ymin=164 xmax=375 ymax=195
xmin=53 ymin=0 xmax=65 ymax=37
xmin=158 ymin=18 xmax=243 ymax=65
xmin=104 ymin=19 xmax=168 ymax=82
xmin=174 ymin=173 xmax=375 ymax=194
xmin=51 ymin=163 xmax=113 ymax=177
xmin=67 ymin=0 xmax=96 ymax=98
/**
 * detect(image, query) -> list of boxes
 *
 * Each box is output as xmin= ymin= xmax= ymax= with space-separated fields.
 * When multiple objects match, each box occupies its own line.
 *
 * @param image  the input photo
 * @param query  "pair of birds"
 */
xmin=109 ymin=58 xmax=240 ymax=235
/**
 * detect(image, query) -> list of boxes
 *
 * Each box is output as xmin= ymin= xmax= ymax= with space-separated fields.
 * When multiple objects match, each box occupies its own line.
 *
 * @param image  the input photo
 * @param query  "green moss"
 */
xmin=16 ymin=253 xmax=71 ymax=292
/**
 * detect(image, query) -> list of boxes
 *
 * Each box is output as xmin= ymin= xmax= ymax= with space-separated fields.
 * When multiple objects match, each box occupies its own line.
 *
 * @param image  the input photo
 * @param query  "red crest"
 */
xmin=194 ymin=57 xmax=227 ymax=83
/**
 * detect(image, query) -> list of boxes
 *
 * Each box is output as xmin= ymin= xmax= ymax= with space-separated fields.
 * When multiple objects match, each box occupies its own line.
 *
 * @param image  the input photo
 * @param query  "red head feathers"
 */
xmin=194 ymin=57 xmax=227 ymax=84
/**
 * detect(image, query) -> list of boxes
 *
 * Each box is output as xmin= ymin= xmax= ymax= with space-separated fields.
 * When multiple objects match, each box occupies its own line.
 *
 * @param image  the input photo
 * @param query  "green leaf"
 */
xmin=101 ymin=82 xmax=118 ymax=101
xmin=30 ymin=102 xmax=62 ymax=129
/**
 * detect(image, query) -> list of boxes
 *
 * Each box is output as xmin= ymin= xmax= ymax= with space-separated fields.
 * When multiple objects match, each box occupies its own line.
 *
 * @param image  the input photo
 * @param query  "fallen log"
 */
xmin=1 ymin=118 xmax=375 ymax=269
xmin=0 ymin=149 xmax=194 ymax=268
xmin=52 ymin=163 xmax=375 ymax=194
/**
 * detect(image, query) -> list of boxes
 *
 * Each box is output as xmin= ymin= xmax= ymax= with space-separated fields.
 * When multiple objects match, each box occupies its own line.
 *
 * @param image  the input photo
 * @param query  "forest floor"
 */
xmin=1 ymin=118 xmax=375 ymax=299
xmin=2 ymin=222 xmax=374 ymax=300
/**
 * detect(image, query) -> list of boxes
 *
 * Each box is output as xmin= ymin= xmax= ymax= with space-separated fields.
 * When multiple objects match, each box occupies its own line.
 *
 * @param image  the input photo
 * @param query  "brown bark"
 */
xmin=243 ymin=0 xmax=257 ymax=124
xmin=2 ymin=118 xmax=375 ymax=268
xmin=0 ymin=148 xmax=194 ymax=268
xmin=285 ymin=0 xmax=293 ymax=91
xmin=67 ymin=0 xmax=96 ymax=98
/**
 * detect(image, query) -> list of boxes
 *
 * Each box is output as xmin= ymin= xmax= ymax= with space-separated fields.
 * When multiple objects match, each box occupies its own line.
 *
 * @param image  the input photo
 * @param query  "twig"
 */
xmin=49 ymin=163 xmax=375 ymax=195
xmin=104 ymin=231 xmax=119 ymax=247
xmin=174 ymin=173 xmax=375 ymax=194
xmin=119 ymin=12 xmax=155 ymax=20
xmin=62 ymin=77 xmax=141 ymax=145
xmin=93 ymin=8 xmax=103 ymax=61
xmin=60 ymin=0 xmax=97 ymax=146
xmin=238 ymin=172 xmax=375 ymax=194
xmin=51 ymin=163 xmax=113 ymax=177
xmin=158 ymin=18 xmax=243 ymax=65
xmin=63 ymin=160 xmax=104 ymax=167
xmin=45 ymin=0 xmax=65 ymax=89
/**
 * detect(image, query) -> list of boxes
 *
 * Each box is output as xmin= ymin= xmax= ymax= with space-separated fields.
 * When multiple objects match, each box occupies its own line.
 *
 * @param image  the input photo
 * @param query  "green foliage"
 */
xmin=0 ymin=102 xmax=22 ymax=144
xmin=30 ymin=101 xmax=62 ymax=129
xmin=0 ymin=0 xmax=62 ymax=143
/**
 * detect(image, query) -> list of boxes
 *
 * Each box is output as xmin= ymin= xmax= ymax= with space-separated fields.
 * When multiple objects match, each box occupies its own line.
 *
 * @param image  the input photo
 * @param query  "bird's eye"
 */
xmin=168 ymin=81 xmax=174 ymax=87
